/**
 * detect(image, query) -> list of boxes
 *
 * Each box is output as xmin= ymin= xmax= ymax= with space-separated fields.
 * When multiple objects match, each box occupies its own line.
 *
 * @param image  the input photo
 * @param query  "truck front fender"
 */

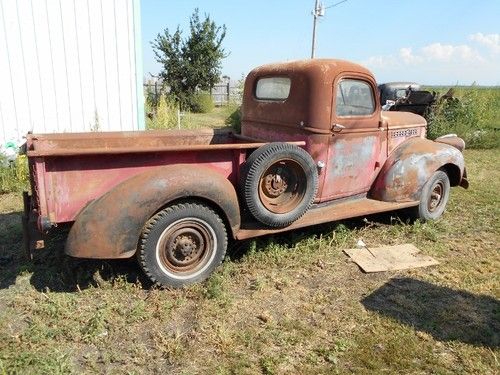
xmin=66 ymin=165 xmax=240 ymax=259
xmin=370 ymin=137 xmax=465 ymax=202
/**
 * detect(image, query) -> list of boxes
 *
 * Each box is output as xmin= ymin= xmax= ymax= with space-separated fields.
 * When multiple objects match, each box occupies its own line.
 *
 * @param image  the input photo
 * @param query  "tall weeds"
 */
xmin=145 ymin=95 xmax=179 ymax=130
xmin=0 ymin=155 xmax=29 ymax=194
xmin=427 ymin=87 xmax=499 ymax=149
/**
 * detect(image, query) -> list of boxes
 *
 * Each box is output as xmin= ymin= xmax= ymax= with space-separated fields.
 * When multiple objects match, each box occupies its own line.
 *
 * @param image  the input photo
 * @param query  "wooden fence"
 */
xmin=144 ymin=82 xmax=240 ymax=106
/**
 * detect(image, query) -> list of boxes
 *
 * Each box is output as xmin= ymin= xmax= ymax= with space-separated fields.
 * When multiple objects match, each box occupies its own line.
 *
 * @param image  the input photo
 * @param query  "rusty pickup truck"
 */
xmin=22 ymin=59 xmax=468 ymax=288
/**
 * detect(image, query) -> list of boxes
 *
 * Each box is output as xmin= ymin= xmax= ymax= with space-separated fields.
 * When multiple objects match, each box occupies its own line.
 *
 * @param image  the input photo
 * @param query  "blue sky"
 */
xmin=141 ymin=0 xmax=500 ymax=85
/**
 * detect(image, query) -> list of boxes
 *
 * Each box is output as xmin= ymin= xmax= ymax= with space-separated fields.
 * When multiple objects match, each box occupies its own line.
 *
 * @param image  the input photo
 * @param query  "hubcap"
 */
xmin=258 ymin=159 xmax=306 ymax=214
xmin=428 ymin=181 xmax=444 ymax=212
xmin=156 ymin=219 xmax=215 ymax=277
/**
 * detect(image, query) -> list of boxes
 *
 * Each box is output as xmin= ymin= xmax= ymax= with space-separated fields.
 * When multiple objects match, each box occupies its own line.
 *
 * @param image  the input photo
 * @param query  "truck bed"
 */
xmin=25 ymin=128 xmax=305 ymax=226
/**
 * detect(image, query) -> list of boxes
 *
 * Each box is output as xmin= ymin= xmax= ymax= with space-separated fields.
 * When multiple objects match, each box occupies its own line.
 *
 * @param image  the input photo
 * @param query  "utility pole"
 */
xmin=311 ymin=0 xmax=321 ymax=59
xmin=310 ymin=0 xmax=348 ymax=59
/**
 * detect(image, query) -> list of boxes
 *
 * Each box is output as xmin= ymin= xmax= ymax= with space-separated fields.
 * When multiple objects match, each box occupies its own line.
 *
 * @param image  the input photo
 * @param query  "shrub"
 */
xmin=145 ymin=95 xmax=179 ymax=130
xmin=224 ymin=103 xmax=241 ymax=132
xmin=0 ymin=155 xmax=29 ymax=194
xmin=190 ymin=92 xmax=214 ymax=114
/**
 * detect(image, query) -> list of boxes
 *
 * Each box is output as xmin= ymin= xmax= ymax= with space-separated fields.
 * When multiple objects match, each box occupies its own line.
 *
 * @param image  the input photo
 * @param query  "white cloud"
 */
xmin=421 ymin=43 xmax=483 ymax=62
xmin=469 ymin=32 xmax=500 ymax=54
xmin=399 ymin=47 xmax=423 ymax=64
xmin=365 ymin=43 xmax=483 ymax=67
xmin=364 ymin=55 xmax=396 ymax=68
xmin=362 ymin=48 xmax=423 ymax=68
xmin=362 ymin=34 xmax=500 ymax=85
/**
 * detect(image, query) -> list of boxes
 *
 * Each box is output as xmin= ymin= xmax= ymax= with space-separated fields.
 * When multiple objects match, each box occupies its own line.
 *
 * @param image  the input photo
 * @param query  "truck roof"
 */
xmin=249 ymin=58 xmax=374 ymax=78
xmin=243 ymin=59 xmax=377 ymax=131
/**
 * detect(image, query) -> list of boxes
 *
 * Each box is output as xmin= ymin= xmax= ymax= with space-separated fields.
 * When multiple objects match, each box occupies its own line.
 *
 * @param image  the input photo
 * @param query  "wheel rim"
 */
xmin=155 ymin=218 xmax=217 ymax=280
xmin=258 ymin=159 xmax=306 ymax=214
xmin=428 ymin=181 xmax=444 ymax=212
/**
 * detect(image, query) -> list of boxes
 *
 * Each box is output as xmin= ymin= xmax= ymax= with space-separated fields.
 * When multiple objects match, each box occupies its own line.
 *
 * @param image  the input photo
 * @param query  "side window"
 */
xmin=255 ymin=77 xmax=291 ymax=101
xmin=395 ymin=89 xmax=407 ymax=99
xmin=336 ymin=79 xmax=375 ymax=117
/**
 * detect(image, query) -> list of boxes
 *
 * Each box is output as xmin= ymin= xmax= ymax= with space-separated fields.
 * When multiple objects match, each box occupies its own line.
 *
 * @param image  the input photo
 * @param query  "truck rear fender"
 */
xmin=370 ymin=137 xmax=465 ymax=202
xmin=66 ymin=165 xmax=240 ymax=259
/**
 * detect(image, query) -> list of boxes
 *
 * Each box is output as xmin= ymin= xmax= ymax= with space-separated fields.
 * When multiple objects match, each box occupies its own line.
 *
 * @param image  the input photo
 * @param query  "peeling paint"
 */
xmin=370 ymin=137 xmax=465 ymax=202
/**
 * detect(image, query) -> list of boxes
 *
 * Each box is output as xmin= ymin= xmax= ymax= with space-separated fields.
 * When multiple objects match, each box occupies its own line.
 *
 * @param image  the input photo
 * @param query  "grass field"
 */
xmin=181 ymin=106 xmax=236 ymax=129
xmin=0 ymin=148 xmax=498 ymax=374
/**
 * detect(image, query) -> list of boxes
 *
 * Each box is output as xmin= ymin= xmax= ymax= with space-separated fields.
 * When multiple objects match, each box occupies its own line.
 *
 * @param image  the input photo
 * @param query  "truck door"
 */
xmin=320 ymin=75 xmax=384 ymax=201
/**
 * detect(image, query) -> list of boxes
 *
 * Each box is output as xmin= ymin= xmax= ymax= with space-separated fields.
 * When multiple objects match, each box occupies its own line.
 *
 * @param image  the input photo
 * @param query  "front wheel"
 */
xmin=412 ymin=170 xmax=451 ymax=221
xmin=137 ymin=202 xmax=227 ymax=288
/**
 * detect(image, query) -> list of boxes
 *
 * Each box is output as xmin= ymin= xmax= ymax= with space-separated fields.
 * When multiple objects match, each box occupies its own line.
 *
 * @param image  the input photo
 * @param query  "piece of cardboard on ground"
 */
xmin=343 ymin=243 xmax=439 ymax=273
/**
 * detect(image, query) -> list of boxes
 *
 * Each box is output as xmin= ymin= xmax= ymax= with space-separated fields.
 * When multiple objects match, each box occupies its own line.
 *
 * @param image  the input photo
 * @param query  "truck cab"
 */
xmin=241 ymin=59 xmax=447 ymax=203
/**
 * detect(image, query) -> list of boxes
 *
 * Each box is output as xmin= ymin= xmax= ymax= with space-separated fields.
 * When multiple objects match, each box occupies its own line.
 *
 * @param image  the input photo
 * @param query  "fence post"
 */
xmin=226 ymin=82 xmax=230 ymax=104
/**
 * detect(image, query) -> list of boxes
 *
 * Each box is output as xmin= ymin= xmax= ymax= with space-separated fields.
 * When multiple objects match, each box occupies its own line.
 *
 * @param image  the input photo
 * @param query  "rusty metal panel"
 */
xmin=44 ymin=151 xmax=236 ymax=224
xmin=321 ymin=133 xmax=382 ymax=201
xmin=26 ymin=128 xmax=307 ymax=157
xmin=236 ymin=197 xmax=418 ymax=240
xmin=381 ymin=111 xmax=427 ymax=154
xmin=435 ymin=135 xmax=466 ymax=152
xmin=65 ymin=165 xmax=241 ymax=259
xmin=370 ymin=137 xmax=465 ymax=202
xmin=26 ymin=128 xmax=234 ymax=156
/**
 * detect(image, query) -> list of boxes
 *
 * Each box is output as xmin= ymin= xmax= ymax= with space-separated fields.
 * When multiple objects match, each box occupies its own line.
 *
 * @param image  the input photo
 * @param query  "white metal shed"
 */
xmin=0 ymin=0 xmax=145 ymax=148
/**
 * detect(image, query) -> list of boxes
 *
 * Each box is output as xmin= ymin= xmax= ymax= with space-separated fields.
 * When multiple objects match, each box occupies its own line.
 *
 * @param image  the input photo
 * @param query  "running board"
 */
xmin=235 ymin=198 xmax=418 ymax=240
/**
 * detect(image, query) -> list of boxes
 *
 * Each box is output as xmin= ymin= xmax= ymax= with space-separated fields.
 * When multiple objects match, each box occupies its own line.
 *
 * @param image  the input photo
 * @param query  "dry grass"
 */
xmin=182 ymin=105 xmax=236 ymax=129
xmin=146 ymin=103 xmax=238 ymax=131
xmin=0 ymin=149 xmax=498 ymax=374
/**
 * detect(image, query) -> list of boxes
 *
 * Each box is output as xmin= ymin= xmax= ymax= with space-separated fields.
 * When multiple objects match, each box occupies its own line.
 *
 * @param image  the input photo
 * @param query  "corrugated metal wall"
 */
xmin=0 ymin=0 xmax=144 ymax=145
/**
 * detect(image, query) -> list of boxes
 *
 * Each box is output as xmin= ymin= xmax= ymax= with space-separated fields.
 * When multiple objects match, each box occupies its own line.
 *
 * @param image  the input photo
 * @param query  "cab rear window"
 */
xmin=255 ymin=77 xmax=291 ymax=100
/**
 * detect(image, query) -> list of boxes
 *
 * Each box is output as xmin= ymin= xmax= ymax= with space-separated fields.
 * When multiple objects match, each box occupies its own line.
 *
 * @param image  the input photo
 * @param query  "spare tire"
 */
xmin=241 ymin=142 xmax=318 ymax=227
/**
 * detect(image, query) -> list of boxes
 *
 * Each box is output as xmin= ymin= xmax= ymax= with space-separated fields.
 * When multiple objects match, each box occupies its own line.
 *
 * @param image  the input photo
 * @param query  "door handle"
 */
xmin=332 ymin=123 xmax=346 ymax=133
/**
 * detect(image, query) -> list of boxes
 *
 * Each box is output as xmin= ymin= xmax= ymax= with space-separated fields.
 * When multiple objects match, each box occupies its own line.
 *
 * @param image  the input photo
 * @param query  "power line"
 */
xmin=325 ymin=0 xmax=348 ymax=10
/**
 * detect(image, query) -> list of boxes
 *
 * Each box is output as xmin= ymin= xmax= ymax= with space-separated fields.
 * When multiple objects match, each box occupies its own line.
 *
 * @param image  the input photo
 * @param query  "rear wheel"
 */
xmin=137 ymin=202 xmax=227 ymax=288
xmin=412 ymin=170 xmax=450 ymax=221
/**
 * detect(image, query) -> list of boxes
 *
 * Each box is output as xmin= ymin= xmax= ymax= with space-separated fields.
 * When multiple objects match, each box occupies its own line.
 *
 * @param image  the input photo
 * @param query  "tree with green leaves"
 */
xmin=152 ymin=9 xmax=227 ymax=110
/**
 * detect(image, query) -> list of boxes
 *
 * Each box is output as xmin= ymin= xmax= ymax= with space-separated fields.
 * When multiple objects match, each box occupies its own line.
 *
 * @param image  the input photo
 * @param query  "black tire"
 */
xmin=241 ymin=142 xmax=318 ymax=227
xmin=411 ymin=170 xmax=450 ymax=221
xmin=137 ymin=202 xmax=227 ymax=288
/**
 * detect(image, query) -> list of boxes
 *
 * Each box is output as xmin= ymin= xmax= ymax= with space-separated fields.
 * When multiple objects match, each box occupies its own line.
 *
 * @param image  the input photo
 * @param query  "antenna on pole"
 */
xmin=310 ymin=0 xmax=348 ymax=59
xmin=311 ymin=0 xmax=321 ymax=59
